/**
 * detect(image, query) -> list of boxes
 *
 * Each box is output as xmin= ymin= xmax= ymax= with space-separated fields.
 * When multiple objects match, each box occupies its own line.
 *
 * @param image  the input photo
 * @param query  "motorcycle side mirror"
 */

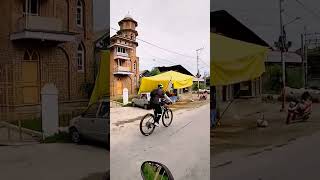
xmin=141 ymin=161 xmax=174 ymax=180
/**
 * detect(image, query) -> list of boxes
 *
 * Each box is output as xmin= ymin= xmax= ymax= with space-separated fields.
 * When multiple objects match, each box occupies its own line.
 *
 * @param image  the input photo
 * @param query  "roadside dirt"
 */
xmin=212 ymin=98 xmax=320 ymax=156
xmin=111 ymin=94 xmax=209 ymax=127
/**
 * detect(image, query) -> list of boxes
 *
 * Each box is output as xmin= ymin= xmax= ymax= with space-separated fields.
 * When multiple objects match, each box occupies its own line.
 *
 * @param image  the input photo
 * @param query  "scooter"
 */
xmin=141 ymin=161 xmax=174 ymax=180
xmin=199 ymin=91 xmax=208 ymax=101
xmin=286 ymin=99 xmax=312 ymax=124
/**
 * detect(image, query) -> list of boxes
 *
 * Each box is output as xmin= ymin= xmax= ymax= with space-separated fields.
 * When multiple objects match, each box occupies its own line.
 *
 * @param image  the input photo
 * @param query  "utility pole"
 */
xmin=203 ymin=71 xmax=208 ymax=89
xmin=305 ymin=42 xmax=308 ymax=87
xmin=279 ymin=0 xmax=286 ymax=111
xmin=304 ymin=27 xmax=308 ymax=88
xmin=301 ymin=33 xmax=305 ymax=88
xmin=196 ymin=48 xmax=204 ymax=94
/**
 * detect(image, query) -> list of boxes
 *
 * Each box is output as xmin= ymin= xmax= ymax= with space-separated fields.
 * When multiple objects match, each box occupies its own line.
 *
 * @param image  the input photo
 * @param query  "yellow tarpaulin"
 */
xmin=211 ymin=33 xmax=269 ymax=86
xmin=138 ymin=71 xmax=193 ymax=94
xmin=89 ymin=50 xmax=110 ymax=105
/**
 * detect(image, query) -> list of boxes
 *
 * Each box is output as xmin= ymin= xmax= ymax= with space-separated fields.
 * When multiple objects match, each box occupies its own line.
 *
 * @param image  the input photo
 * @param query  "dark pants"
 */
xmin=153 ymin=104 xmax=162 ymax=123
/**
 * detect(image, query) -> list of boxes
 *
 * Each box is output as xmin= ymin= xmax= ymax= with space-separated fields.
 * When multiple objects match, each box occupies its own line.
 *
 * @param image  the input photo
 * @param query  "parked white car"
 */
xmin=132 ymin=93 xmax=151 ymax=109
xmin=69 ymin=99 xmax=109 ymax=146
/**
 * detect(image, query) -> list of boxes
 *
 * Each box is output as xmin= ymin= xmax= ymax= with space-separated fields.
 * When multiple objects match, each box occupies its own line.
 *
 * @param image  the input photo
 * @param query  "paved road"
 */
xmin=111 ymin=104 xmax=210 ymax=180
xmin=0 ymin=143 xmax=108 ymax=180
xmin=213 ymin=131 xmax=320 ymax=180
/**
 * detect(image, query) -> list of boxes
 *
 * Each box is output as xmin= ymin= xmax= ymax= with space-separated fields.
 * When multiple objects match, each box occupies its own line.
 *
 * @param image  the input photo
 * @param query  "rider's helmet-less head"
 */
xmin=158 ymin=84 xmax=163 ymax=89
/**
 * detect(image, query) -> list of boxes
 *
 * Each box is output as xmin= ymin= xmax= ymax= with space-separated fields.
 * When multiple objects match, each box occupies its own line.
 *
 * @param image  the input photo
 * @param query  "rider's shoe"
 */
xmin=154 ymin=122 xmax=160 ymax=127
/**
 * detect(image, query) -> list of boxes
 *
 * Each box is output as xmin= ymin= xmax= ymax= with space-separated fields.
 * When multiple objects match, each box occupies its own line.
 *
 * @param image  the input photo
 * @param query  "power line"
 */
xmin=294 ymin=0 xmax=320 ymax=19
xmin=138 ymin=46 xmax=196 ymax=70
xmin=111 ymin=27 xmax=195 ymax=58
xmin=111 ymin=27 xmax=210 ymax=67
xmin=139 ymin=57 xmax=177 ymax=66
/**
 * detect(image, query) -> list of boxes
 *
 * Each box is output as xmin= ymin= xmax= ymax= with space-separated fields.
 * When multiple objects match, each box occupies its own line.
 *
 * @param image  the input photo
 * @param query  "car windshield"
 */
xmin=141 ymin=94 xmax=147 ymax=99
xmin=84 ymin=103 xmax=99 ymax=118
xmin=98 ymin=101 xmax=109 ymax=118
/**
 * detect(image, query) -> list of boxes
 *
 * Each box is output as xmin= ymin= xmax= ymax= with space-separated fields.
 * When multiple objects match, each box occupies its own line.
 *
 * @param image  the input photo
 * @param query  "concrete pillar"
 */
xmin=41 ymin=84 xmax=59 ymax=138
xmin=123 ymin=88 xmax=128 ymax=105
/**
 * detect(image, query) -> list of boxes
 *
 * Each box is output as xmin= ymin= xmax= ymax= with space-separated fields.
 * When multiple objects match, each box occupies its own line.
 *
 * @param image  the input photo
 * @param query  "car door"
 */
xmin=138 ymin=94 xmax=146 ymax=107
xmin=81 ymin=102 xmax=100 ymax=140
xmin=94 ymin=101 xmax=109 ymax=142
xmin=139 ymin=95 xmax=145 ymax=107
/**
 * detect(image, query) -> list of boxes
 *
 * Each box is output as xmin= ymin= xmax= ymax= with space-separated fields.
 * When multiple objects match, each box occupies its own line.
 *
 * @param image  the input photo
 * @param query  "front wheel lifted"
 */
xmin=140 ymin=113 xmax=156 ymax=136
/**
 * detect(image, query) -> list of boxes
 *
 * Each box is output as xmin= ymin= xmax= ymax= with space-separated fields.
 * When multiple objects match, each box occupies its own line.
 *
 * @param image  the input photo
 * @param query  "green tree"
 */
xmin=192 ymin=82 xmax=206 ymax=91
xmin=267 ymin=64 xmax=282 ymax=93
xmin=150 ymin=67 xmax=160 ymax=76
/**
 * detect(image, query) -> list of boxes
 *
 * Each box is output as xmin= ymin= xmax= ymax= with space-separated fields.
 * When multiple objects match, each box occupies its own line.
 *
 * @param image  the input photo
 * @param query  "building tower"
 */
xmin=110 ymin=15 xmax=139 ymax=97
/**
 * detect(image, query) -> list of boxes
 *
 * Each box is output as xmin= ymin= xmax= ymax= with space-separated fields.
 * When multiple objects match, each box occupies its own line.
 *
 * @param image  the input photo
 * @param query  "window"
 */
xmin=117 ymin=47 xmax=126 ymax=53
xmin=134 ymin=76 xmax=138 ymax=87
xmin=23 ymin=49 xmax=39 ymax=61
xmin=76 ymin=0 xmax=83 ymax=27
xmin=141 ymin=94 xmax=147 ymax=100
xmin=118 ymin=60 xmax=124 ymax=66
xmin=98 ymin=102 xmax=109 ymax=118
xmin=77 ymin=44 xmax=84 ymax=72
xmin=23 ymin=0 xmax=39 ymax=15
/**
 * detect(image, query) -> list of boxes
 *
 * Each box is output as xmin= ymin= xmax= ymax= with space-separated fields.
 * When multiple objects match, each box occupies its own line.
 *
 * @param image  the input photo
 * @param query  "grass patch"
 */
xmin=123 ymin=102 xmax=133 ymax=107
xmin=12 ymin=118 xmax=42 ymax=132
xmin=42 ymin=132 xmax=71 ymax=143
xmin=142 ymin=163 xmax=169 ymax=180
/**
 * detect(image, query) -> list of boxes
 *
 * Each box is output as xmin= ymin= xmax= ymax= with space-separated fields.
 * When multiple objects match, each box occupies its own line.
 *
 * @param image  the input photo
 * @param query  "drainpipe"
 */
xmin=25 ymin=0 xmax=28 ymax=29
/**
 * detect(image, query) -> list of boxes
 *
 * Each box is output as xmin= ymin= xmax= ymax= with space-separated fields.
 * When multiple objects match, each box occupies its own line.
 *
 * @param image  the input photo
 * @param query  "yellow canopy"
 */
xmin=89 ymin=50 xmax=110 ymax=105
xmin=138 ymin=71 xmax=193 ymax=94
xmin=211 ymin=33 xmax=269 ymax=86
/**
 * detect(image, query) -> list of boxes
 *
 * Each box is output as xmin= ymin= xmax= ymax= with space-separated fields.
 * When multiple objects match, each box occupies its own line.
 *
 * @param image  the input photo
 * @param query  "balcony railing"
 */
xmin=116 ymin=52 xmax=129 ymax=58
xmin=115 ymin=66 xmax=131 ymax=72
xmin=16 ymin=15 xmax=65 ymax=32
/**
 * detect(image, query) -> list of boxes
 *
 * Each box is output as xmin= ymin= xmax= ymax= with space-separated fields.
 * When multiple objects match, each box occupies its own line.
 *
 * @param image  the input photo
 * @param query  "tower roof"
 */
xmin=118 ymin=14 xmax=138 ymax=27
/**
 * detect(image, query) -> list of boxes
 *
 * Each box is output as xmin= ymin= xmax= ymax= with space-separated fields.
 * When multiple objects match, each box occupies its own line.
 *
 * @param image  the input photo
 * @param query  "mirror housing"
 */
xmin=141 ymin=161 xmax=174 ymax=180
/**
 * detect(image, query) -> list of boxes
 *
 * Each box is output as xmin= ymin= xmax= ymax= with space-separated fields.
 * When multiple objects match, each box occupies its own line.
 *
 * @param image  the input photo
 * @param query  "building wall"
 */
xmin=215 ymin=76 xmax=262 ymax=104
xmin=0 ymin=0 xmax=94 ymax=106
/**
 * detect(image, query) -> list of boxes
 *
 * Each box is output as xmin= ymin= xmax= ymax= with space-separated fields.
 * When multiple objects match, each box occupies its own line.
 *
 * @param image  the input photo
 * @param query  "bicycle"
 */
xmin=139 ymin=100 xmax=173 ymax=136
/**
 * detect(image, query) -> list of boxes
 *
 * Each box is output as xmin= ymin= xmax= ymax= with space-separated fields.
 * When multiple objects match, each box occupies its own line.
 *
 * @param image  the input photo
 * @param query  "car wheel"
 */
xmin=70 ymin=127 xmax=81 ymax=143
xmin=144 ymin=104 xmax=148 ymax=109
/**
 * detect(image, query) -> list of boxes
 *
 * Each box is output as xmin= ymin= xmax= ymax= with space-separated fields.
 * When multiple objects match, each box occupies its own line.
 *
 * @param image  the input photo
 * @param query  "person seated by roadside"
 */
xmin=298 ymin=91 xmax=312 ymax=113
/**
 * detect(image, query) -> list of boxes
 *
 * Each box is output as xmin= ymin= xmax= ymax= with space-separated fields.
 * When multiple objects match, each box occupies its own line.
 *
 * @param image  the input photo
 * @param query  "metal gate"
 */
xmin=0 ymin=64 xmax=41 ymax=145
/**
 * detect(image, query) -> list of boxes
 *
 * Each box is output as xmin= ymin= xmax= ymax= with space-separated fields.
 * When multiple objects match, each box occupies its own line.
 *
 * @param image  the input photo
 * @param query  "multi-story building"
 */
xmin=110 ymin=15 xmax=139 ymax=97
xmin=0 ymin=0 xmax=94 ymax=108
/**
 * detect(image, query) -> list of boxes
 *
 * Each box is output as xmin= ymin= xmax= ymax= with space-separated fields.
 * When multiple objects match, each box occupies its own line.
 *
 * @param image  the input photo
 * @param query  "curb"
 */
xmin=0 ymin=141 xmax=40 ymax=146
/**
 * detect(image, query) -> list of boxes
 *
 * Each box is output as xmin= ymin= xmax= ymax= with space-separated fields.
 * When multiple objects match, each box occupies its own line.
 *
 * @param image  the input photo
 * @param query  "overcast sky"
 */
xmin=110 ymin=0 xmax=210 ymax=76
xmin=211 ymin=0 xmax=320 ymax=50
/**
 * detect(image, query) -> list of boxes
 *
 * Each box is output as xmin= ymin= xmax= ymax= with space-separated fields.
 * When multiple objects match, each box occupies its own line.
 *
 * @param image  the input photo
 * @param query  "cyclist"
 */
xmin=150 ymin=84 xmax=172 ymax=127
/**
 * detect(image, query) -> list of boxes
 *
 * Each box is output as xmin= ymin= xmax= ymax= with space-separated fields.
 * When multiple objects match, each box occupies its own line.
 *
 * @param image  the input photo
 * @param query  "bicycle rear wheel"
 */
xmin=162 ymin=109 xmax=173 ymax=127
xmin=140 ymin=113 xmax=156 ymax=136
